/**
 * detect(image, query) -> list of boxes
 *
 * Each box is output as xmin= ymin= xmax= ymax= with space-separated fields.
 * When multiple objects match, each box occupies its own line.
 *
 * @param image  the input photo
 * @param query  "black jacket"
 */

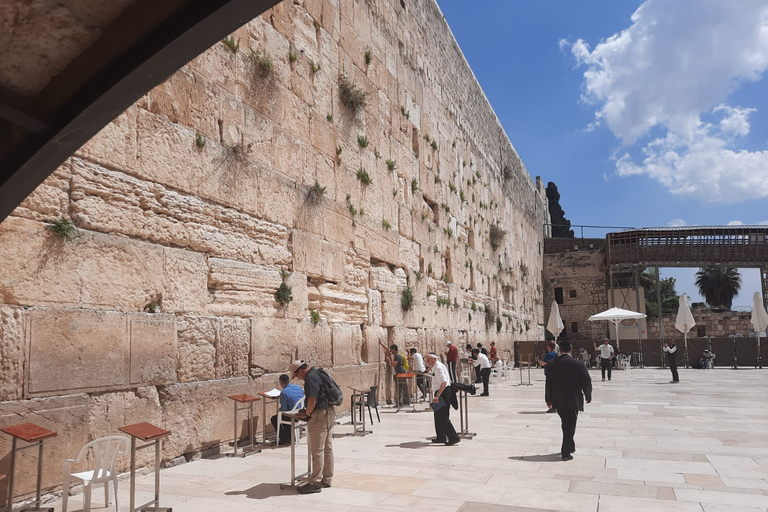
xmin=545 ymin=354 xmax=592 ymax=411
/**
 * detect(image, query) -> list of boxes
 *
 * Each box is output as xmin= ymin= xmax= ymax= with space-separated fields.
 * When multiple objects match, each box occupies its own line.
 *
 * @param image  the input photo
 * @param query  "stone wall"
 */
xmin=0 ymin=0 xmax=545 ymax=499
xmin=647 ymin=310 xmax=758 ymax=339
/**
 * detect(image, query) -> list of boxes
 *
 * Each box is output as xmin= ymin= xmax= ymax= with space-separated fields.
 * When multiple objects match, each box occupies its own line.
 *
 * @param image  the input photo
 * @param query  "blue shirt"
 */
xmin=279 ymin=383 xmax=305 ymax=411
xmin=543 ymin=351 xmax=558 ymax=364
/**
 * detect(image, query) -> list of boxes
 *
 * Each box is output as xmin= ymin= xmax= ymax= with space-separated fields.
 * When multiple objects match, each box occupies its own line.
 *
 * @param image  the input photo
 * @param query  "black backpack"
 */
xmin=317 ymin=368 xmax=344 ymax=406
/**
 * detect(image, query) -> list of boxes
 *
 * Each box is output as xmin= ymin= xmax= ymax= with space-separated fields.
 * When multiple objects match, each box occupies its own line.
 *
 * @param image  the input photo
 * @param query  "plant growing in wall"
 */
xmin=144 ymin=295 xmax=163 ymax=313
xmin=356 ymin=168 xmax=372 ymax=185
xmin=400 ymin=106 xmax=410 ymax=119
xmin=484 ymin=304 xmax=495 ymax=331
xmin=336 ymin=145 xmax=342 ymax=165
xmin=289 ymin=48 xmax=298 ymax=62
xmin=338 ymin=73 xmax=367 ymax=112
xmin=195 ymin=131 xmax=206 ymax=148
xmin=249 ymin=50 xmax=274 ymax=79
xmin=364 ymin=50 xmax=372 ymax=65
xmin=401 ymin=286 xmax=414 ymax=311
xmin=222 ymin=36 xmax=239 ymax=53
xmin=310 ymin=60 xmax=320 ymax=73
xmin=357 ymin=135 xmax=369 ymax=148
xmin=489 ymin=224 xmax=507 ymax=251
xmin=306 ymin=181 xmax=327 ymax=205
xmin=431 ymin=139 xmax=438 ymax=151
xmin=310 ymin=309 xmax=321 ymax=325
xmin=46 ymin=218 xmax=78 ymax=239
xmin=441 ymin=272 xmax=451 ymax=284
xmin=427 ymin=263 xmax=433 ymax=275
xmin=437 ymin=296 xmax=451 ymax=307
xmin=386 ymin=159 xmax=396 ymax=171
xmin=326 ymin=113 xmax=333 ymax=122
xmin=373 ymin=148 xmax=381 ymax=159
xmin=496 ymin=317 xmax=503 ymax=333
xmin=525 ymin=319 xmax=531 ymax=332
xmin=411 ymin=178 xmax=418 ymax=193
xmin=275 ymin=269 xmax=293 ymax=306
xmin=382 ymin=219 xmax=391 ymax=230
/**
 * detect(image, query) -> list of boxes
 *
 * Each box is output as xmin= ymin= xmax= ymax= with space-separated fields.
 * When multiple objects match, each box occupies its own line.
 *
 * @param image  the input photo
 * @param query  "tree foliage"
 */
xmin=695 ymin=267 xmax=741 ymax=311
xmin=545 ymin=182 xmax=574 ymax=238
xmin=639 ymin=268 xmax=679 ymax=317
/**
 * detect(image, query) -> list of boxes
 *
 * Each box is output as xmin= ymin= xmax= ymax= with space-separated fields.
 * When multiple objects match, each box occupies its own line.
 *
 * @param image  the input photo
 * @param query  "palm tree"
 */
xmin=694 ymin=267 xmax=741 ymax=310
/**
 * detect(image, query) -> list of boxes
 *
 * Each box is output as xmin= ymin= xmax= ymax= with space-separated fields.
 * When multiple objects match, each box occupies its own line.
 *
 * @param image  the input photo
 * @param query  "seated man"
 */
xmin=270 ymin=374 xmax=305 ymax=445
xmin=700 ymin=350 xmax=715 ymax=369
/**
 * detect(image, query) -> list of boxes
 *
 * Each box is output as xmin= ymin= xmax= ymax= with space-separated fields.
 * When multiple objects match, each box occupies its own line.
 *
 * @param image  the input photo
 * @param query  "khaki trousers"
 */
xmin=307 ymin=406 xmax=335 ymax=485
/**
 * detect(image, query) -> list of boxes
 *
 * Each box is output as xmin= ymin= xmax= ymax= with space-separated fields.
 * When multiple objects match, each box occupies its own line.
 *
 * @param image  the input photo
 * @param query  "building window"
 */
xmin=554 ymin=287 xmax=563 ymax=304
xmin=569 ymin=289 xmax=577 ymax=298
xmin=571 ymin=322 xmax=578 ymax=333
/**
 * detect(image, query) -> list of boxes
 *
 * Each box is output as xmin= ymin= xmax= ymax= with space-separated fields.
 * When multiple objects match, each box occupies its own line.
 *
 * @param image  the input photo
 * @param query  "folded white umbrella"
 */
xmin=675 ymin=295 xmax=696 ymax=358
xmin=751 ymin=292 xmax=768 ymax=335
xmin=546 ymin=300 xmax=564 ymax=340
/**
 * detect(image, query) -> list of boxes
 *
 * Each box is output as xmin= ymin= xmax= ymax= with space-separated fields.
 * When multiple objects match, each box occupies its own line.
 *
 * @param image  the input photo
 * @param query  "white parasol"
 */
xmin=675 ymin=294 xmax=695 ymax=364
xmin=546 ymin=300 xmax=564 ymax=340
xmin=751 ymin=292 xmax=768 ymax=367
xmin=588 ymin=307 xmax=646 ymax=352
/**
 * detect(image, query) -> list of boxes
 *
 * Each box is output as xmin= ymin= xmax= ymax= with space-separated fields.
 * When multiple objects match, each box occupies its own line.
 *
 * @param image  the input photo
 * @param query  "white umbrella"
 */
xmin=675 ymin=295 xmax=695 ymax=367
xmin=751 ymin=292 xmax=768 ymax=367
xmin=588 ymin=307 xmax=646 ymax=352
xmin=546 ymin=300 xmax=564 ymax=340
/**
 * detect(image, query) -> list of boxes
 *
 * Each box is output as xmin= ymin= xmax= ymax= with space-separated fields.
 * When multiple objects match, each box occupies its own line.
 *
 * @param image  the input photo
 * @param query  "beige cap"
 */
xmin=289 ymin=359 xmax=307 ymax=377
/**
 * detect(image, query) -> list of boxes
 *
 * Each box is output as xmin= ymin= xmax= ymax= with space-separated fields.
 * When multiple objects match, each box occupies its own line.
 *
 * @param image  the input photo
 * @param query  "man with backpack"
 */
xmin=289 ymin=359 xmax=343 ymax=494
xmin=379 ymin=341 xmax=410 ymax=405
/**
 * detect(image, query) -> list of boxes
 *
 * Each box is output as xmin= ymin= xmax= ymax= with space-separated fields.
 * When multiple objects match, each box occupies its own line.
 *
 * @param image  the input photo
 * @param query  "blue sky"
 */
xmin=437 ymin=0 xmax=768 ymax=308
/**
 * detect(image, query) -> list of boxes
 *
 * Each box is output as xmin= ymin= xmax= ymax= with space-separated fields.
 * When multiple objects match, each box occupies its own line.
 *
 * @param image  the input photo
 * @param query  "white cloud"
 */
xmin=727 ymin=220 xmax=744 ymax=226
xmin=667 ymin=218 xmax=687 ymax=227
xmin=567 ymin=0 xmax=768 ymax=202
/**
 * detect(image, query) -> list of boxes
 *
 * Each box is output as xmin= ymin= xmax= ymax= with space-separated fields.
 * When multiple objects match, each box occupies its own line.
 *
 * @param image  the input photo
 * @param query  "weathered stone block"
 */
xmin=317 ymin=283 xmax=368 ymax=324
xmin=12 ymin=163 xmax=71 ymax=222
xmin=296 ymin=320 xmax=333 ymax=367
xmin=293 ymin=230 xmax=323 ymax=278
xmin=367 ymin=288 xmax=382 ymax=326
xmin=129 ymin=313 xmax=177 ymax=385
xmin=176 ymin=316 xmax=216 ymax=383
xmin=0 ymin=306 xmax=25 ymax=401
xmin=76 ymin=105 xmax=138 ymax=173
xmin=215 ymin=317 xmax=251 ymax=379
xmin=362 ymin=325 xmax=386 ymax=364
xmin=251 ymin=317 xmax=300 ymax=374
xmin=162 ymin=248 xmax=208 ymax=314
xmin=332 ymin=323 xmax=363 ymax=366
xmin=27 ymin=309 xmax=128 ymax=394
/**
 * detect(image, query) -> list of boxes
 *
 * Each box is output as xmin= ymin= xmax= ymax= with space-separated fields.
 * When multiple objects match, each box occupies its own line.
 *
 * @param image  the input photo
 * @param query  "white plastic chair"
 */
xmin=277 ymin=396 xmax=306 ymax=446
xmin=460 ymin=367 xmax=472 ymax=385
xmin=617 ymin=355 xmax=631 ymax=370
xmin=63 ymin=436 xmax=128 ymax=512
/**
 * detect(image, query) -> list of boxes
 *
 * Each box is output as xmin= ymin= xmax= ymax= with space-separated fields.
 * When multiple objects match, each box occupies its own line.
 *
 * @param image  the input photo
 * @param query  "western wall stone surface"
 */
xmin=0 ymin=0 xmax=547 ymax=497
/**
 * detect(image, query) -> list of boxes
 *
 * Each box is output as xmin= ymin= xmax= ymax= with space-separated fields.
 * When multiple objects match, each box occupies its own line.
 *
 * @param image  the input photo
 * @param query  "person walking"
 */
xmin=663 ymin=340 xmax=680 ymax=383
xmin=545 ymin=341 xmax=592 ymax=461
xmin=593 ymin=338 xmax=615 ymax=381
xmin=270 ymin=374 xmax=305 ymax=445
xmin=289 ymin=360 xmax=336 ymax=493
xmin=469 ymin=348 xmax=491 ymax=396
xmin=445 ymin=341 xmax=459 ymax=382
xmin=425 ymin=353 xmax=460 ymax=446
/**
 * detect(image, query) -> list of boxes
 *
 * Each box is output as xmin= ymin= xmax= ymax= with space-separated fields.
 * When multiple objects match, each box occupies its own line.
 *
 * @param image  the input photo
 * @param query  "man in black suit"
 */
xmin=545 ymin=340 xmax=592 ymax=461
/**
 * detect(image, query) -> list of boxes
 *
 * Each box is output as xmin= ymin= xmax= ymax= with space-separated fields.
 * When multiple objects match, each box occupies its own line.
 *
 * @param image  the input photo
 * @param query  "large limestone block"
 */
xmin=367 ymin=288 xmax=382 ymax=326
xmin=176 ymin=316 xmax=216 ymax=383
xmin=362 ymin=325 xmax=386 ymax=363
xmin=0 ymin=395 xmax=89 ymax=503
xmin=0 ymin=216 xmax=164 ymax=311
xmin=0 ymin=306 xmax=25 ymax=401
xmin=27 ymin=309 xmax=128 ymax=395
xmin=398 ymin=236 xmax=420 ymax=272
xmin=162 ymin=248 xmax=208 ymax=314
xmin=317 ymin=284 xmax=368 ymax=324
xmin=380 ymin=290 xmax=404 ymax=327
xmin=76 ymin=105 xmax=138 ymax=173
xmin=12 ymin=163 xmax=71 ymax=222
xmin=215 ymin=317 xmax=251 ymax=379
xmin=158 ymin=377 xmax=254 ymax=458
xmin=251 ymin=317 xmax=301 ymax=374
xmin=369 ymin=265 xmax=407 ymax=294
xmin=343 ymin=245 xmax=370 ymax=288
xmin=283 ymin=270 xmax=309 ymax=320
xmin=322 ymin=240 xmax=345 ymax=283
xmin=332 ymin=323 xmax=363 ymax=366
xmin=293 ymin=230 xmax=323 ymax=278
xmin=70 ymin=159 xmax=291 ymax=267
xmin=296 ymin=320 xmax=332 ymax=367
xmin=129 ymin=313 xmax=177 ymax=385
xmin=207 ymin=259 xmax=282 ymax=317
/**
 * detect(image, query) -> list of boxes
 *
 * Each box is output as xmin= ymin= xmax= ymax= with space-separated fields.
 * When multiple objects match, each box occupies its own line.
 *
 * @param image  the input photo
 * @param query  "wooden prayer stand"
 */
xmin=1 ymin=423 xmax=57 ymax=512
xmin=118 ymin=422 xmax=172 ymax=512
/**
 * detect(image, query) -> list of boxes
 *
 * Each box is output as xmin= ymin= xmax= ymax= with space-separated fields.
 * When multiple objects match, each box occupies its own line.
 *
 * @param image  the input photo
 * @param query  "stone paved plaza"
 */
xmin=46 ymin=367 xmax=768 ymax=512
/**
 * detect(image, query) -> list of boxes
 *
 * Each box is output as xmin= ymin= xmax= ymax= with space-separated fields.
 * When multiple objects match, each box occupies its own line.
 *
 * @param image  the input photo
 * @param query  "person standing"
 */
xmin=663 ymin=340 xmax=680 ymax=383
xmin=469 ymin=348 xmax=492 ymax=396
xmin=409 ymin=347 xmax=427 ymax=398
xmin=489 ymin=341 xmax=499 ymax=364
xmin=425 ymin=353 xmax=460 ymax=446
xmin=289 ymin=360 xmax=335 ymax=493
xmin=545 ymin=341 xmax=592 ymax=461
xmin=445 ymin=341 xmax=459 ymax=382
xmin=593 ymin=338 xmax=615 ymax=381
xmin=543 ymin=345 xmax=558 ymax=413
xmin=270 ymin=374 xmax=305 ymax=445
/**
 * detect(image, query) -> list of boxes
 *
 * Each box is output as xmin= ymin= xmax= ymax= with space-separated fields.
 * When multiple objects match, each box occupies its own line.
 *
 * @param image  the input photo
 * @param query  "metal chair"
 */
xmin=63 ymin=436 xmax=129 ymax=512
xmin=355 ymin=385 xmax=380 ymax=424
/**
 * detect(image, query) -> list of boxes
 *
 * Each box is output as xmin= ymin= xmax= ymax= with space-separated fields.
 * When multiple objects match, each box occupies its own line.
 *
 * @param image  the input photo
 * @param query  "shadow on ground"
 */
xmin=509 ymin=453 xmax=562 ymax=462
xmin=225 ymin=483 xmax=296 ymax=499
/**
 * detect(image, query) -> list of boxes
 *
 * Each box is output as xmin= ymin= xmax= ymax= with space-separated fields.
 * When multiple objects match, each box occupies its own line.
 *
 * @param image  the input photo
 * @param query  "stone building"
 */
xmin=0 ymin=0 xmax=547 ymax=499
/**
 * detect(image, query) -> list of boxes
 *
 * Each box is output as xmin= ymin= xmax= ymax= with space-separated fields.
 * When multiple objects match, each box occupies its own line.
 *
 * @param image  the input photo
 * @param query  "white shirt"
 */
xmin=663 ymin=345 xmax=677 ymax=354
xmin=411 ymin=352 xmax=426 ymax=372
xmin=597 ymin=344 xmax=615 ymax=359
xmin=471 ymin=353 xmax=491 ymax=369
xmin=431 ymin=361 xmax=451 ymax=392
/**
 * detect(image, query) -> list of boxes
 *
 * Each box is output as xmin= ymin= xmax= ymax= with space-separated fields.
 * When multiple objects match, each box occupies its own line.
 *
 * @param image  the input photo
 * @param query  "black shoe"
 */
xmin=297 ymin=483 xmax=322 ymax=494
xmin=445 ymin=438 xmax=461 ymax=446
xmin=431 ymin=438 xmax=446 ymax=443
xmin=321 ymin=482 xmax=331 ymax=488
xmin=562 ymin=454 xmax=573 ymax=461
xmin=546 ymin=408 xmax=556 ymax=413
xmin=480 ymin=393 xmax=489 ymax=396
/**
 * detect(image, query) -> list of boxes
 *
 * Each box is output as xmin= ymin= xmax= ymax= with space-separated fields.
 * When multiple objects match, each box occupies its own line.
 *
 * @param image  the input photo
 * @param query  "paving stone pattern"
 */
xmin=45 ymin=368 xmax=768 ymax=512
